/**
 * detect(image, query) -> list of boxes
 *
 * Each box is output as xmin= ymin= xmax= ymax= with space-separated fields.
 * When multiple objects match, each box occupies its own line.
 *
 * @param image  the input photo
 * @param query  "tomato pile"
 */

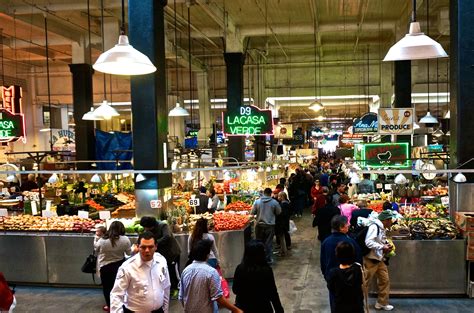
xmin=368 ymin=202 xmax=384 ymax=213
xmin=213 ymin=212 xmax=250 ymax=231
xmin=86 ymin=199 xmax=105 ymax=211
xmin=225 ymin=201 xmax=252 ymax=212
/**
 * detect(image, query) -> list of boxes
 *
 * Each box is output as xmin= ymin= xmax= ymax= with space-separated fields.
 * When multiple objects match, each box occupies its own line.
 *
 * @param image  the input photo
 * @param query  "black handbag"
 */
xmin=81 ymin=254 xmax=97 ymax=274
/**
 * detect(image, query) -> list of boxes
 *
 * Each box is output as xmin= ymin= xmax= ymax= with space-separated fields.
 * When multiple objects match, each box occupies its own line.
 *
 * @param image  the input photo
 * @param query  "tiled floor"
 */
xmin=10 ymin=213 xmax=474 ymax=312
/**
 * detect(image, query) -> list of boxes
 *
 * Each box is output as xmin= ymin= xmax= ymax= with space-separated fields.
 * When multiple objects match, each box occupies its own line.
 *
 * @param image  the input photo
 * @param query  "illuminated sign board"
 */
xmin=0 ymin=86 xmax=26 ymax=143
xmin=378 ymin=108 xmax=414 ymax=135
xmin=223 ymin=105 xmax=273 ymax=136
xmin=353 ymin=112 xmax=378 ymax=134
xmin=355 ymin=142 xmax=410 ymax=168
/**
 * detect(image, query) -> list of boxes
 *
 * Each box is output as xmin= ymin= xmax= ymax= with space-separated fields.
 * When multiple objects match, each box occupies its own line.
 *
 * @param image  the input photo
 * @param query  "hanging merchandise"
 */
xmin=93 ymin=0 xmax=156 ymax=75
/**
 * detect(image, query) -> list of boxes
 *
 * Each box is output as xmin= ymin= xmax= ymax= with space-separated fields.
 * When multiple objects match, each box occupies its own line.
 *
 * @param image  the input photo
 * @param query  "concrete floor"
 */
xmin=10 ymin=213 xmax=474 ymax=313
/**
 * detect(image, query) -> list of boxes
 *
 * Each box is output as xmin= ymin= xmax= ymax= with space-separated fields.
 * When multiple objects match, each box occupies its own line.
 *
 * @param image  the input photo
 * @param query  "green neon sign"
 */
xmin=0 ymin=109 xmax=25 ymax=142
xmin=356 ymin=142 xmax=410 ymax=168
xmin=223 ymin=105 xmax=273 ymax=136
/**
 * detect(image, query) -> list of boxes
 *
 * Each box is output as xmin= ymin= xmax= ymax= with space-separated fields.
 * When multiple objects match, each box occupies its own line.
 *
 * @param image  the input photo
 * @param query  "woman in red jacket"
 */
xmin=311 ymin=181 xmax=326 ymax=215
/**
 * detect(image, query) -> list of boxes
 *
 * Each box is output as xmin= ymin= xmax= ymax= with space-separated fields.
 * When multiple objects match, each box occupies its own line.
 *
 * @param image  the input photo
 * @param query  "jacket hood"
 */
xmin=338 ymin=265 xmax=360 ymax=288
xmin=260 ymin=195 xmax=273 ymax=203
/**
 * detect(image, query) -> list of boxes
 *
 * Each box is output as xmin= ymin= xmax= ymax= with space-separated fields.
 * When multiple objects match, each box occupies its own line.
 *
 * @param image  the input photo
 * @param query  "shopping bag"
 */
xmin=81 ymin=254 xmax=97 ymax=274
xmin=216 ymin=266 xmax=230 ymax=298
xmin=0 ymin=273 xmax=14 ymax=311
xmin=289 ymin=220 xmax=297 ymax=235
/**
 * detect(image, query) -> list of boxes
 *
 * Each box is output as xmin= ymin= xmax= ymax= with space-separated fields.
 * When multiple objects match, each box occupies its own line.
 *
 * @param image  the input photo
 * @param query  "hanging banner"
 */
xmin=378 ymin=108 xmax=414 ymax=135
xmin=356 ymin=142 xmax=411 ymax=168
xmin=223 ymin=105 xmax=273 ymax=136
xmin=52 ymin=129 xmax=75 ymax=152
xmin=0 ymin=86 xmax=26 ymax=143
xmin=274 ymin=124 xmax=293 ymax=139
xmin=353 ymin=112 xmax=378 ymax=134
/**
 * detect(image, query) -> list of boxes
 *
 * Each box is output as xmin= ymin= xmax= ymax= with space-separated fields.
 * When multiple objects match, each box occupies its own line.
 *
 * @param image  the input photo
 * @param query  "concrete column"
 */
xmin=103 ymin=17 xmax=120 ymax=51
xmin=380 ymin=62 xmax=393 ymax=108
xmin=129 ymin=0 xmax=171 ymax=218
xmin=69 ymin=64 xmax=95 ymax=169
xmin=71 ymin=36 xmax=90 ymax=64
xmin=196 ymin=72 xmax=212 ymax=146
xmin=393 ymin=60 xmax=412 ymax=144
xmin=167 ymin=95 xmax=185 ymax=147
xmin=450 ymin=0 xmax=474 ymax=179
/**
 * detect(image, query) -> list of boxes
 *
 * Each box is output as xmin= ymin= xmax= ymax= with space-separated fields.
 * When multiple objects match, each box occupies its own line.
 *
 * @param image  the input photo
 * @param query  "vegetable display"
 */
xmin=391 ymin=218 xmax=460 ymax=240
xmin=225 ymin=201 xmax=252 ymax=212
xmin=0 ymin=215 xmax=102 ymax=232
xmin=213 ymin=212 xmax=250 ymax=231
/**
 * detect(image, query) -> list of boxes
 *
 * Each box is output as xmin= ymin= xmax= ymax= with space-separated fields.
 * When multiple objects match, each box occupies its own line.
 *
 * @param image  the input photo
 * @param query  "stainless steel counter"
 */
xmin=0 ymin=226 xmax=251 ymax=286
xmin=369 ymin=239 xmax=467 ymax=295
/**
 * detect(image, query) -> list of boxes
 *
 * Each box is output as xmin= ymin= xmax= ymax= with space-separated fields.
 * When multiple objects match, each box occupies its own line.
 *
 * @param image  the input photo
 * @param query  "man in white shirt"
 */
xmin=110 ymin=231 xmax=170 ymax=313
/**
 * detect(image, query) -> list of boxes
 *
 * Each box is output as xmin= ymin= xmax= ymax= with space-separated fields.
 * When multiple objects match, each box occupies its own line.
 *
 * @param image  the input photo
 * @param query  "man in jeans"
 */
xmin=251 ymin=188 xmax=281 ymax=264
xmin=364 ymin=210 xmax=396 ymax=311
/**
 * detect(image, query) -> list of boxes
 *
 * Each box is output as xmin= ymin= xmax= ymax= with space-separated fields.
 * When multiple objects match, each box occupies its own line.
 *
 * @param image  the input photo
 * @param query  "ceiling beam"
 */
xmin=194 ymin=0 xmax=236 ymax=34
xmin=353 ymin=0 xmax=370 ymax=53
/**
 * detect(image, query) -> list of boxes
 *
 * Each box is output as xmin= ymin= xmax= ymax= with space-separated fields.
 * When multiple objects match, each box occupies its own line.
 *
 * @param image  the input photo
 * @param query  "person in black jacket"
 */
xmin=312 ymin=189 xmax=340 ymax=242
xmin=233 ymin=240 xmax=284 ymax=313
xmin=327 ymin=242 xmax=364 ymax=313
xmin=139 ymin=216 xmax=182 ymax=298
xmin=275 ymin=192 xmax=292 ymax=256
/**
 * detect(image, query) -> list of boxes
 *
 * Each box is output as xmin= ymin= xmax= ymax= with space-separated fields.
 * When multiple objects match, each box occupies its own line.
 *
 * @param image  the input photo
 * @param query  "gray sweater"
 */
xmin=251 ymin=196 xmax=282 ymax=225
xmin=94 ymin=235 xmax=132 ymax=269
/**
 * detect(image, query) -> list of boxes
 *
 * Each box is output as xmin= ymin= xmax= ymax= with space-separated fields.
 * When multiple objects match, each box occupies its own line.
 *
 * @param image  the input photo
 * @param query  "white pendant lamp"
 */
xmin=82 ymin=107 xmax=103 ymax=121
xmin=92 ymin=0 xmax=156 ymax=75
xmin=419 ymin=111 xmax=438 ymax=124
xmin=453 ymin=173 xmax=467 ymax=183
xmin=433 ymin=128 xmax=444 ymax=137
xmin=93 ymin=100 xmax=120 ymax=120
xmin=48 ymin=173 xmax=59 ymax=184
xmin=90 ymin=174 xmax=102 ymax=183
xmin=383 ymin=0 xmax=447 ymax=61
xmin=444 ymin=110 xmax=450 ymax=119
xmin=309 ymin=100 xmax=324 ymax=112
xmin=169 ymin=103 xmax=190 ymax=117
xmin=135 ymin=173 xmax=146 ymax=182
xmin=394 ymin=173 xmax=408 ymax=185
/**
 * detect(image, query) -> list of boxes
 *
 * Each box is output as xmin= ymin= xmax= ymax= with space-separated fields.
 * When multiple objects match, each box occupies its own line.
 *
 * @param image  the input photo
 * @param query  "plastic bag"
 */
xmin=289 ymin=220 xmax=297 ymax=234
xmin=216 ymin=266 xmax=230 ymax=298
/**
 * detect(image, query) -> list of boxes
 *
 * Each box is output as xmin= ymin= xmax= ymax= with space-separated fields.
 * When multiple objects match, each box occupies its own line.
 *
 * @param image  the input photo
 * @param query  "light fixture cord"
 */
xmin=87 ymin=0 xmax=92 ymax=64
xmin=188 ymin=6 xmax=193 ymax=126
xmin=426 ymin=0 xmax=430 ymax=112
xmin=412 ymin=0 xmax=417 ymax=22
xmin=44 ymin=15 xmax=53 ymax=151
xmin=101 ymin=0 xmax=107 ymax=101
xmin=121 ymin=0 xmax=126 ymax=35
xmin=174 ymin=0 xmax=180 ymax=104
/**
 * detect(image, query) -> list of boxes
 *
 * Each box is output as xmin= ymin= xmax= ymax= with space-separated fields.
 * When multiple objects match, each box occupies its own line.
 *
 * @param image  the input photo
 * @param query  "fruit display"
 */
xmin=213 ymin=183 xmax=225 ymax=194
xmin=111 ymin=200 xmax=136 ymax=218
xmin=114 ymin=192 xmax=135 ymax=204
xmin=188 ymin=212 xmax=214 ymax=232
xmin=367 ymin=201 xmax=385 ymax=213
xmin=92 ymin=194 xmax=125 ymax=208
xmin=85 ymin=199 xmax=105 ymax=211
xmin=223 ymin=178 xmax=239 ymax=193
xmin=225 ymin=200 xmax=252 ymax=212
xmin=213 ymin=212 xmax=251 ymax=231
xmin=422 ymin=186 xmax=448 ymax=196
xmin=391 ymin=218 xmax=460 ymax=240
xmin=0 ymin=215 xmax=102 ymax=232
xmin=399 ymin=203 xmax=448 ymax=219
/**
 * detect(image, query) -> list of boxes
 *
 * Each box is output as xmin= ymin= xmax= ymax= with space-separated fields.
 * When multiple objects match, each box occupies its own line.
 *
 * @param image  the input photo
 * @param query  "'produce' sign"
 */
xmin=357 ymin=142 xmax=410 ymax=168
xmin=0 ymin=85 xmax=26 ymax=143
xmin=223 ymin=105 xmax=273 ymax=136
xmin=378 ymin=108 xmax=414 ymax=135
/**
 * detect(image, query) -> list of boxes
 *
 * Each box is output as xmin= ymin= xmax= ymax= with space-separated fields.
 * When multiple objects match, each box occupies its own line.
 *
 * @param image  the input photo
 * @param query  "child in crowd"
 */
xmin=327 ymin=242 xmax=365 ymax=313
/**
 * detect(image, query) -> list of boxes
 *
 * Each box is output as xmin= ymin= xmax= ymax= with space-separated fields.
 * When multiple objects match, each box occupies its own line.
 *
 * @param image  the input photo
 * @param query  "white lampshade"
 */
xmin=444 ymin=110 xmax=450 ymax=119
xmin=90 ymin=174 xmax=102 ymax=183
xmin=93 ymin=100 xmax=119 ymax=120
xmin=446 ymin=130 xmax=451 ymax=136
xmin=93 ymin=35 xmax=157 ymax=76
xmin=135 ymin=173 xmax=146 ymax=182
xmin=453 ymin=173 xmax=467 ymax=183
xmin=309 ymin=100 xmax=324 ymax=112
xmin=6 ymin=175 xmax=18 ymax=183
xmin=419 ymin=111 xmax=439 ymax=124
xmin=48 ymin=173 xmax=59 ymax=184
xmin=433 ymin=129 xmax=444 ymax=137
xmin=184 ymin=171 xmax=195 ymax=181
xmin=169 ymin=103 xmax=190 ymax=117
xmin=383 ymin=22 xmax=448 ymax=61
xmin=394 ymin=173 xmax=408 ymax=185
xmin=413 ymin=122 xmax=421 ymax=130
xmin=82 ymin=107 xmax=103 ymax=121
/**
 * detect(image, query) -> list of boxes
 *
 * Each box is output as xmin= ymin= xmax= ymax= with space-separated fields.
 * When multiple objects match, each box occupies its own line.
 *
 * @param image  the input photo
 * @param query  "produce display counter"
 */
xmin=0 ymin=224 xmax=251 ymax=286
xmin=369 ymin=239 xmax=467 ymax=295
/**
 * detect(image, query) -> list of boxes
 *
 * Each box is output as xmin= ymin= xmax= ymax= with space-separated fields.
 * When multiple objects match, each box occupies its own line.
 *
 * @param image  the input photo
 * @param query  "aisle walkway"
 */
xmin=10 ymin=214 xmax=474 ymax=312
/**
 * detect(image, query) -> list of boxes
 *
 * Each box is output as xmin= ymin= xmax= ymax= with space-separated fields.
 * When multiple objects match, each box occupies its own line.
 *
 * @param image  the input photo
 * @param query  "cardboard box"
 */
xmin=455 ymin=212 xmax=474 ymax=233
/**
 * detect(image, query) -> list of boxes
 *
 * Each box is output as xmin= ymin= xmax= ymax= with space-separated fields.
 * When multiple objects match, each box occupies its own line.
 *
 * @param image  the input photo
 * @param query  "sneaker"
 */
xmin=102 ymin=305 xmax=110 ymax=312
xmin=375 ymin=303 xmax=394 ymax=311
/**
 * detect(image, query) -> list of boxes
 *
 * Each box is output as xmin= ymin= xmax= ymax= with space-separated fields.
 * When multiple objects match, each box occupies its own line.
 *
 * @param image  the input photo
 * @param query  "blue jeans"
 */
xmin=255 ymin=224 xmax=275 ymax=263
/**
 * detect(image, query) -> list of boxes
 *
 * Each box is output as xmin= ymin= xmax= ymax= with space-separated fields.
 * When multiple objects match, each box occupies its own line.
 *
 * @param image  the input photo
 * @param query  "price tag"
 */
xmin=31 ymin=201 xmax=38 ymax=215
xmin=188 ymin=198 xmax=200 ymax=207
xmin=99 ymin=211 xmax=111 ymax=220
xmin=384 ymin=184 xmax=392 ymax=191
xmin=0 ymin=209 xmax=8 ymax=217
xmin=78 ymin=210 xmax=89 ymax=219
xmin=376 ymin=183 xmax=383 ymax=189
xmin=45 ymin=200 xmax=52 ymax=211
xmin=150 ymin=200 xmax=162 ymax=209
xmin=441 ymin=196 xmax=450 ymax=206
xmin=42 ymin=210 xmax=54 ymax=218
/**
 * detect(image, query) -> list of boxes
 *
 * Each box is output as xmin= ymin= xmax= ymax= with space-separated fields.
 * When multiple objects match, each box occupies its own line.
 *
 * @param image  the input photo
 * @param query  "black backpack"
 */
xmin=353 ymin=223 xmax=380 ymax=256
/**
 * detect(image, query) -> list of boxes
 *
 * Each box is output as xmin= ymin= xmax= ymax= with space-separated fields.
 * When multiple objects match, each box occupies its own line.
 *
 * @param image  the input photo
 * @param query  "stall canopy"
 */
xmin=95 ymin=130 xmax=132 ymax=170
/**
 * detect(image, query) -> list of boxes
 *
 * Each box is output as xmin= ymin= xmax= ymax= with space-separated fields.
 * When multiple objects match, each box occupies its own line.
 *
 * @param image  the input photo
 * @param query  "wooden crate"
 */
xmin=455 ymin=212 xmax=474 ymax=233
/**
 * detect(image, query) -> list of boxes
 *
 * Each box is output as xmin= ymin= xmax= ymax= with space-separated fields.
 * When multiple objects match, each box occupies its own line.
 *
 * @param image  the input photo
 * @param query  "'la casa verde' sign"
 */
xmin=223 ymin=105 xmax=273 ymax=136
xmin=0 ymin=86 xmax=26 ymax=143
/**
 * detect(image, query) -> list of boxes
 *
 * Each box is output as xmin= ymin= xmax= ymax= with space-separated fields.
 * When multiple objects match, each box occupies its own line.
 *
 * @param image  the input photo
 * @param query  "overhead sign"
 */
xmin=357 ymin=142 xmax=410 ymax=168
xmin=353 ymin=112 xmax=378 ymax=134
xmin=283 ymin=128 xmax=305 ymax=145
xmin=0 ymin=86 xmax=26 ymax=143
xmin=274 ymin=124 xmax=293 ymax=139
xmin=378 ymin=108 xmax=414 ymax=135
xmin=223 ymin=105 xmax=273 ymax=136
xmin=52 ymin=129 xmax=75 ymax=152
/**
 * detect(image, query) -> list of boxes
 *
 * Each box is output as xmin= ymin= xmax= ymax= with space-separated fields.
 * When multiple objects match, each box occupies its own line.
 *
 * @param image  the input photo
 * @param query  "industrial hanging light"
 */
xmin=169 ymin=102 xmax=190 ymax=117
xmin=90 ymin=174 xmax=103 ymax=183
xmin=93 ymin=100 xmax=120 ymax=120
xmin=453 ymin=173 xmax=467 ymax=183
xmin=92 ymin=0 xmax=156 ymax=75
xmin=433 ymin=128 xmax=444 ymax=137
xmin=383 ymin=0 xmax=447 ymax=61
xmin=47 ymin=173 xmax=59 ymax=184
xmin=309 ymin=13 xmax=324 ymax=113
xmin=309 ymin=101 xmax=323 ymax=112
xmin=135 ymin=173 xmax=146 ymax=182
xmin=82 ymin=107 xmax=104 ymax=121
xmin=419 ymin=111 xmax=438 ymax=124
xmin=394 ymin=173 xmax=408 ymax=185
